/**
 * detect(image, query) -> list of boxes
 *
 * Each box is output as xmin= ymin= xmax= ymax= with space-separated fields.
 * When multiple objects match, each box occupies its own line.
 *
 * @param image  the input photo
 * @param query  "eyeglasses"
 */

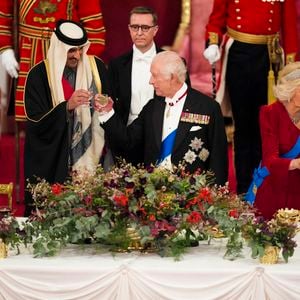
xmin=128 ymin=24 xmax=156 ymax=32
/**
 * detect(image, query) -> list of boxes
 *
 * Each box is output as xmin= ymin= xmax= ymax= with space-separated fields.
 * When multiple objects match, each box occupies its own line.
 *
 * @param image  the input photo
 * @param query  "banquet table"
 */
xmin=0 ymin=236 xmax=300 ymax=300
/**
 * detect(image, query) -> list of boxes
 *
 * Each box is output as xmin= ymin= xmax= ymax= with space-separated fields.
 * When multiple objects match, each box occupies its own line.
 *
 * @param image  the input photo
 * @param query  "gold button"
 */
xmin=234 ymin=0 xmax=239 ymax=3
xmin=237 ymin=25 xmax=241 ymax=29
xmin=269 ymin=19 xmax=272 ymax=23
xmin=270 ymin=10 xmax=274 ymax=14
xmin=268 ymin=27 xmax=272 ymax=31
xmin=236 ymin=8 xmax=240 ymax=12
xmin=237 ymin=16 xmax=241 ymax=20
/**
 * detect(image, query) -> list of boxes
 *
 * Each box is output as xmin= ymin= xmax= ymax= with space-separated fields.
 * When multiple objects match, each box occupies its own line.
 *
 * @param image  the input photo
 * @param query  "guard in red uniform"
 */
xmin=0 ymin=0 xmax=105 ymax=121
xmin=203 ymin=0 xmax=298 ymax=195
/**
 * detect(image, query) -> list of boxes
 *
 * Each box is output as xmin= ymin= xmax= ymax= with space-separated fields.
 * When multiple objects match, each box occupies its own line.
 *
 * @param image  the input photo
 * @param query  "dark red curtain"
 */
xmin=100 ymin=0 xmax=182 ymax=63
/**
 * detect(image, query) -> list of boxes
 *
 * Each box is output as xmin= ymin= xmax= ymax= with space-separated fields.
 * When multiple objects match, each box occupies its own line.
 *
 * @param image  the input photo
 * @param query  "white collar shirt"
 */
xmin=159 ymin=83 xmax=188 ymax=169
xmin=129 ymin=43 xmax=156 ymax=125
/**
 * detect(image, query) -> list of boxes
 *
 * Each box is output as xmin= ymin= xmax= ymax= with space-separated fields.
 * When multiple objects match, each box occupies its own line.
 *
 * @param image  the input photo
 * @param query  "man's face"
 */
xmin=66 ymin=46 xmax=83 ymax=69
xmin=149 ymin=61 xmax=172 ymax=97
xmin=129 ymin=13 xmax=158 ymax=52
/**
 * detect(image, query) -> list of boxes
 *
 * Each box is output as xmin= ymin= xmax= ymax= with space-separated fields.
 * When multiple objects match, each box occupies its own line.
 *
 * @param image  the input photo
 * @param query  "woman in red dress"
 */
xmin=247 ymin=62 xmax=300 ymax=219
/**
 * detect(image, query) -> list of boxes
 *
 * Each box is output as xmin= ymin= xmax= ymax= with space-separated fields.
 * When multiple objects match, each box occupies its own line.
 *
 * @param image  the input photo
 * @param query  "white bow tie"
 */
xmin=134 ymin=54 xmax=153 ymax=63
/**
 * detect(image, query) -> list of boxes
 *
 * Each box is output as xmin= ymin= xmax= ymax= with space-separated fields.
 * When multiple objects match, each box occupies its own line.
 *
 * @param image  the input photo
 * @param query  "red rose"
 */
xmin=198 ymin=187 xmax=212 ymax=204
xmin=186 ymin=211 xmax=202 ymax=224
xmin=185 ymin=197 xmax=198 ymax=208
xmin=149 ymin=214 xmax=156 ymax=221
xmin=51 ymin=183 xmax=63 ymax=195
xmin=113 ymin=193 xmax=128 ymax=207
xmin=228 ymin=209 xmax=239 ymax=218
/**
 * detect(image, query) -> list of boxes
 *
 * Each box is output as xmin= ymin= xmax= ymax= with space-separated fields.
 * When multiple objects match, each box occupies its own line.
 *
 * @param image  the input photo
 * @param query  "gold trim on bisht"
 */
xmin=88 ymin=55 xmax=102 ymax=94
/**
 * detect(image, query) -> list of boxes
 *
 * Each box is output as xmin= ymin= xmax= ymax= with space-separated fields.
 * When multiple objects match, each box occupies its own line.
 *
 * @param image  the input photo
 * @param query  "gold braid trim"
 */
xmin=19 ymin=0 xmax=36 ymax=24
xmin=227 ymin=27 xmax=276 ymax=44
xmin=83 ymin=26 xmax=105 ymax=33
xmin=208 ymin=32 xmax=218 ymax=45
xmin=25 ymin=60 xmax=57 ymax=123
xmin=0 ymin=46 xmax=12 ymax=52
xmin=80 ymin=13 xmax=103 ymax=22
xmin=0 ymin=11 xmax=13 ymax=17
xmin=19 ymin=23 xmax=53 ymax=39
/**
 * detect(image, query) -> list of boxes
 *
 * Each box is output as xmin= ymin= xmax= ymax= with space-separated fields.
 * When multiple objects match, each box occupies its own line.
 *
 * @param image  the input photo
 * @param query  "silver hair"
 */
xmin=273 ymin=62 xmax=300 ymax=102
xmin=153 ymin=51 xmax=187 ymax=83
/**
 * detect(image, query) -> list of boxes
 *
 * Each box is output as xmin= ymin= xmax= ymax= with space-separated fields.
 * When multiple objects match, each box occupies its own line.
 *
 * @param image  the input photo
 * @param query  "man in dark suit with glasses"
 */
xmin=107 ymin=6 xmax=160 ymax=165
xmin=108 ymin=6 xmax=190 ymax=166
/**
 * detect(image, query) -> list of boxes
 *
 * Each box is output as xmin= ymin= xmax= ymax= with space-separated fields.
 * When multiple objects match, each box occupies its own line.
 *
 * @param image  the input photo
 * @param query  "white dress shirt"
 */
xmin=159 ymin=83 xmax=188 ymax=169
xmin=128 ymin=43 xmax=156 ymax=125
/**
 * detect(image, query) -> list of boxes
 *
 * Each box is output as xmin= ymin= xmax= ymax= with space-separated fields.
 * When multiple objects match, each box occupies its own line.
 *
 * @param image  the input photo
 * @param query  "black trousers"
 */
xmin=226 ymin=41 xmax=269 ymax=194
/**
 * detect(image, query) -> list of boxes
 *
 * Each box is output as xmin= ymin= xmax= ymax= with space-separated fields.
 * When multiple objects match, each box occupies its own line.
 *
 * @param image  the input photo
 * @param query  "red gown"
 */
xmin=0 ymin=0 xmax=105 ymax=121
xmin=254 ymin=101 xmax=300 ymax=219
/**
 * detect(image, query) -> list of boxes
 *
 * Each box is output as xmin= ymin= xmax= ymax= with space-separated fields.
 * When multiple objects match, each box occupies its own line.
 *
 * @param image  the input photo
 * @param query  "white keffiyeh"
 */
xmin=46 ymin=32 xmax=105 ymax=174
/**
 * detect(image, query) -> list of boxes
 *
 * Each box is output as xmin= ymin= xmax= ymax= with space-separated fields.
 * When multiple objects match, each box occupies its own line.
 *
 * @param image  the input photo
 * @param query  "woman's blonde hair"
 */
xmin=273 ymin=62 xmax=300 ymax=101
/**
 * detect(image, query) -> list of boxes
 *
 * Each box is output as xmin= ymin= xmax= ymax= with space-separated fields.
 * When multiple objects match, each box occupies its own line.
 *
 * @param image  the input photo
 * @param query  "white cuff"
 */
xmin=98 ymin=109 xmax=114 ymax=124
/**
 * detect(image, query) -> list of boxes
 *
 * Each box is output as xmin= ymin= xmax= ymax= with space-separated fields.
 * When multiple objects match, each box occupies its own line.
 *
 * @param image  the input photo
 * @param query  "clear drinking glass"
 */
xmin=95 ymin=94 xmax=109 ymax=107
xmin=95 ymin=94 xmax=109 ymax=115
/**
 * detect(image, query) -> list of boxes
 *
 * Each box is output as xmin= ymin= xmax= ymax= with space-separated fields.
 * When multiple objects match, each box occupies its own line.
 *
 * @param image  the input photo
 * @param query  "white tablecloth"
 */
xmin=1 ymin=236 xmax=300 ymax=300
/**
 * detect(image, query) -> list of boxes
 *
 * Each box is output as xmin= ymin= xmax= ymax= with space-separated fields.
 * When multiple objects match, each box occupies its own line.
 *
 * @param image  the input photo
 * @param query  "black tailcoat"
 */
xmin=107 ymin=46 xmax=191 ymax=164
xmin=102 ymin=87 xmax=228 ymax=185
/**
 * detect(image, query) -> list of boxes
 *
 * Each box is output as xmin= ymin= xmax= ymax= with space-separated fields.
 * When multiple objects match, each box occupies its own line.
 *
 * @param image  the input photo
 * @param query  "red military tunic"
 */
xmin=0 ymin=0 xmax=105 ymax=121
xmin=206 ymin=0 xmax=298 ymax=60
xmin=205 ymin=0 xmax=298 ymax=195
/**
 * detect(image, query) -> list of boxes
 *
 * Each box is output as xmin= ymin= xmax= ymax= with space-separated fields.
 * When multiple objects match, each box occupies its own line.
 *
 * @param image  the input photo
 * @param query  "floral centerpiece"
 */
xmin=242 ymin=213 xmax=298 ymax=263
xmin=24 ymin=163 xmax=255 ymax=259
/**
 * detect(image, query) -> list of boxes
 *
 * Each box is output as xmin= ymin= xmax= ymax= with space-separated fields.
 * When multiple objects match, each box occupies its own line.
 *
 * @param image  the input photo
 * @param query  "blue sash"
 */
xmin=245 ymin=136 xmax=300 ymax=204
xmin=282 ymin=136 xmax=300 ymax=158
xmin=158 ymin=129 xmax=177 ymax=164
